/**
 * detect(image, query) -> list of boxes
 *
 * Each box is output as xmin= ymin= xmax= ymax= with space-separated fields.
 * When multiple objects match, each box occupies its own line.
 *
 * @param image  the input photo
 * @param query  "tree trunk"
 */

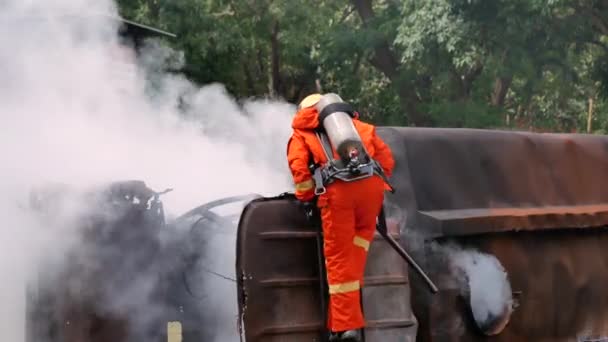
xmin=449 ymin=63 xmax=483 ymax=102
xmin=491 ymin=76 xmax=512 ymax=107
xmin=270 ymin=20 xmax=281 ymax=97
xmin=315 ymin=79 xmax=323 ymax=93
xmin=462 ymin=63 xmax=484 ymax=99
xmin=415 ymin=74 xmax=433 ymax=103
xmin=587 ymin=97 xmax=594 ymax=133
xmin=256 ymin=48 xmax=266 ymax=85
xmin=351 ymin=0 xmax=429 ymax=126
xmin=242 ymin=60 xmax=256 ymax=95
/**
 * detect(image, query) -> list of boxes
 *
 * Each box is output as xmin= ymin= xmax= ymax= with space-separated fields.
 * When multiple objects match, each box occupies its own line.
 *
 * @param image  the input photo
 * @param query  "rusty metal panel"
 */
xmin=378 ymin=127 xmax=608 ymax=214
xmin=236 ymin=196 xmax=323 ymax=342
xmin=375 ymin=127 xmax=608 ymax=341
xmin=421 ymin=230 xmax=608 ymax=341
xmin=236 ymin=194 xmax=417 ymax=342
xmin=362 ymin=233 xmax=418 ymax=342
xmin=417 ymin=204 xmax=608 ymax=237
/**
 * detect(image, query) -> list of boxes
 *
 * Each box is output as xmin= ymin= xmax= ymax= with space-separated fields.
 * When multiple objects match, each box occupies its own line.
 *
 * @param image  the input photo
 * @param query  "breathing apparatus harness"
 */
xmin=308 ymin=102 xmax=395 ymax=196
xmin=301 ymin=93 xmax=438 ymax=296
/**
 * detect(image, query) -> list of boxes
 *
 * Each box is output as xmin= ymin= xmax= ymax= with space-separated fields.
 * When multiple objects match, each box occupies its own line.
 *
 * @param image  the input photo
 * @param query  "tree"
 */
xmin=115 ymin=0 xmax=608 ymax=132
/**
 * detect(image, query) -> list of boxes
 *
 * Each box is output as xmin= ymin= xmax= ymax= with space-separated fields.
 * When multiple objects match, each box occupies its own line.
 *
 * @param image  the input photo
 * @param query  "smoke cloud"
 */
xmin=449 ymin=248 xmax=513 ymax=333
xmin=0 ymin=0 xmax=293 ymax=341
xmin=394 ymin=208 xmax=514 ymax=336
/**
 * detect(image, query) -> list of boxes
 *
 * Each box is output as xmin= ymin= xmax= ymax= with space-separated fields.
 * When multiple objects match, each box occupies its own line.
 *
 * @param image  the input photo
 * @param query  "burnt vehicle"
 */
xmin=26 ymin=180 xmax=171 ymax=342
xmin=25 ymin=179 xmax=258 ymax=342
xmin=25 ymin=126 xmax=608 ymax=342
xmin=25 ymin=180 xmax=417 ymax=342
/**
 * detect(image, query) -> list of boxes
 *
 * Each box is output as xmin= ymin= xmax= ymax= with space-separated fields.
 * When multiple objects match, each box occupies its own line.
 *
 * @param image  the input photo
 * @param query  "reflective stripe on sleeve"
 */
xmin=295 ymin=179 xmax=314 ymax=192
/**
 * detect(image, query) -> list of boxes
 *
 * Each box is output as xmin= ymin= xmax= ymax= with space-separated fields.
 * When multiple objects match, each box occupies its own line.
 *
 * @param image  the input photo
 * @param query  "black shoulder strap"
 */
xmin=315 ymin=131 xmax=335 ymax=162
xmin=318 ymin=102 xmax=354 ymax=123
xmin=308 ymin=149 xmax=316 ymax=172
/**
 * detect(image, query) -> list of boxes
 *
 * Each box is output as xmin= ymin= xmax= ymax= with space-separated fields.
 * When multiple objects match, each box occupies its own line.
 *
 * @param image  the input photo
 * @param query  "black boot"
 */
xmin=328 ymin=331 xmax=341 ymax=341
xmin=328 ymin=330 xmax=361 ymax=342
xmin=339 ymin=330 xmax=361 ymax=341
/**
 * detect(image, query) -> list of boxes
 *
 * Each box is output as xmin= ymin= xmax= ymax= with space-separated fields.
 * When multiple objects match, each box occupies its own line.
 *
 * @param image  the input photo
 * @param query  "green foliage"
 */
xmin=115 ymin=0 xmax=608 ymax=133
xmin=425 ymin=101 xmax=503 ymax=128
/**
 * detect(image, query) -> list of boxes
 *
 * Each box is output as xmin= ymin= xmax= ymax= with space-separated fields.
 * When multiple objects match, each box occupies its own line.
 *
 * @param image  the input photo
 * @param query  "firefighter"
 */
xmin=286 ymin=93 xmax=395 ymax=341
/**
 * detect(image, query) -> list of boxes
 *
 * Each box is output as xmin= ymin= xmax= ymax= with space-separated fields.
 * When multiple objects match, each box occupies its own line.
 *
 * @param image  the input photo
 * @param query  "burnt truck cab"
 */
xmin=25 ymin=180 xmax=169 ymax=342
xmin=25 ymin=179 xmax=257 ymax=342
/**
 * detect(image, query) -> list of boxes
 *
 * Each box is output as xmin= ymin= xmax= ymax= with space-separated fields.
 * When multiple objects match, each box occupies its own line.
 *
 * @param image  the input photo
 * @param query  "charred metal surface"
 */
xmin=26 ymin=180 xmax=178 ymax=342
xmin=362 ymin=232 xmax=418 ymax=342
xmin=424 ymin=230 xmax=608 ymax=341
xmin=25 ymin=181 xmax=253 ymax=342
xmin=377 ymin=127 xmax=608 ymax=229
xmin=236 ymin=193 xmax=417 ymax=342
xmin=27 ymin=180 xmax=166 ymax=342
xmin=418 ymin=204 xmax=608 ymax=237
xmin=376 ymin=127 xmax=608 ymax=341
xmin=236 ymin=195 xmax=325 ymax=342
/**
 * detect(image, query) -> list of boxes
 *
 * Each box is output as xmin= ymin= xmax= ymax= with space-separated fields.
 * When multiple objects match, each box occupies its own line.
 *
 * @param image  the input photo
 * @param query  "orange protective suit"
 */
xmin=286 ymin=103 xmax=395 ymax=333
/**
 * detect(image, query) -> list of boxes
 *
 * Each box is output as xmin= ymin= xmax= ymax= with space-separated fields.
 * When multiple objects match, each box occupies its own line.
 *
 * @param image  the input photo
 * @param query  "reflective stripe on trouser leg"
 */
xmin=320 ymin=193 xmax=365 ymax=332
xmin=352 ymin=235 xmax=372 ymax=287
xmin=329 ymin=280 xmax=360 ymax=294
xmin=353 ymin=236 xmax=370 ymax=251
xmin=327 ymin=280 xmax=361 ymax=330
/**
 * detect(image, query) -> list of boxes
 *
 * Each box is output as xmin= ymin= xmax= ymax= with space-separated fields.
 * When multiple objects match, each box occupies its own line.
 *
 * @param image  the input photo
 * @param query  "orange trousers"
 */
xmin=316 ymin=175 xmax=385 ymax=332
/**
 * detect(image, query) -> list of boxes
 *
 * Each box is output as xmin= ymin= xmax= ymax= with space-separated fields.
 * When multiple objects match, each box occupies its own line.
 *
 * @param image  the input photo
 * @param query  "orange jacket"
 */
xmin=287 ymin=106 xmax=395 ymax=201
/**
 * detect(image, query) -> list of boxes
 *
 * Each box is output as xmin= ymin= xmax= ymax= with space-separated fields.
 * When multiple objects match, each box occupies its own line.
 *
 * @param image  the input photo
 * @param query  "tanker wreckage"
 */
xmin=24 ymin=126 xmax=608 ymax=342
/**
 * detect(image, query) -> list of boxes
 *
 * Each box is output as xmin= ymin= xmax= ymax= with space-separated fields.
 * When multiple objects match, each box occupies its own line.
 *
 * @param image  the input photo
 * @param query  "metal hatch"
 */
xmin=236 ymin=194 xmax=417 ymax=342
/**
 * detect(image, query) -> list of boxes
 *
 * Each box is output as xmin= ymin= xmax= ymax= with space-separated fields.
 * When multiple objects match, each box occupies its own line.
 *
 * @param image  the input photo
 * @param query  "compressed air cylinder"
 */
xmin=315 ymin=93 xmax=365 ymax=162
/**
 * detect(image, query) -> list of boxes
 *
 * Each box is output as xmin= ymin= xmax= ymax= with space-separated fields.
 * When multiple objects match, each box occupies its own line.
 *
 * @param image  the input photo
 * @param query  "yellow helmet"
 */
xmin=298 ymin=93 xmax=322 ymax=110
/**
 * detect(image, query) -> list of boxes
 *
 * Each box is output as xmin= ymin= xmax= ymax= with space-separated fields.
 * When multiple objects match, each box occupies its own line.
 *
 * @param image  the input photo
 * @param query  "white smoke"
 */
xmin=0 ymin=0 xmax=294 ymax=341
xmin=450 ymin=248 xmax=513 ymax=332
xmin=390 ymin=205 xmax=514 ymax=335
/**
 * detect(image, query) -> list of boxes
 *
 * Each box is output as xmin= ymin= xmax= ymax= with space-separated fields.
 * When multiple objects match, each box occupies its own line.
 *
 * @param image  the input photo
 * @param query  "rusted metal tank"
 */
xmin=376 ymin=127 xmax=608 ymax=341
xmin=236 ymin=127 xmax=608 ymax=342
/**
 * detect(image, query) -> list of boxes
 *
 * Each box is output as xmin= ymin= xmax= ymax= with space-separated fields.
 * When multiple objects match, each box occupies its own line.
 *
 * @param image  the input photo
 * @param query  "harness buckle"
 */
xmin=312 ymin=167 xmax=327 ymax=195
